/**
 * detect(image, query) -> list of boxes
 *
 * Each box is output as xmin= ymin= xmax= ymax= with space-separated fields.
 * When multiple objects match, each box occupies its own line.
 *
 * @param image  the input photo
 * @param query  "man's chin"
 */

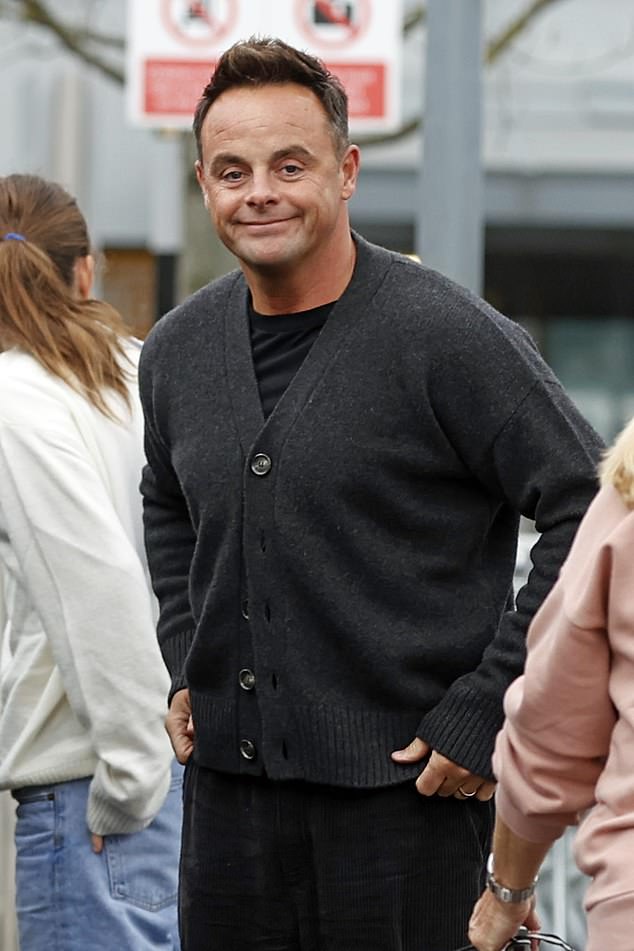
xmin=238 ymin=243 xmax=298 ymax=273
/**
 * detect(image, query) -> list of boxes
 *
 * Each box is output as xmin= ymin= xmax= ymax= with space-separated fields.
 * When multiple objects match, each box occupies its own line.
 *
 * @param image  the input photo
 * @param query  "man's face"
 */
xmin=195 ymin=83 xmax=359 ymax=276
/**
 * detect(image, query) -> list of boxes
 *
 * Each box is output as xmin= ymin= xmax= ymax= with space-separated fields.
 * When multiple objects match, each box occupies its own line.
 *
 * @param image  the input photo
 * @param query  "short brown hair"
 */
xmin=0 ymin=174 xmax=132 ymax=418
xmin=193 ymin=36 xmax=350 ymax=161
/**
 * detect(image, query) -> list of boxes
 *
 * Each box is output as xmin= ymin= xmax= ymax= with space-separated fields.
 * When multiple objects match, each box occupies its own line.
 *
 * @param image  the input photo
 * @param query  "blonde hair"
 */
xmin=600 ymin=416 xmax=634 ymax=508
xmin=0 ymin=174 xmax=132 ymax=418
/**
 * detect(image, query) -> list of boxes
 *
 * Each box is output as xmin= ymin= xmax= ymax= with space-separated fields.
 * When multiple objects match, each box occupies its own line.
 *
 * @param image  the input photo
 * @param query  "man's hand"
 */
xmin=468 ymin=890 xmax=540 ymax=951
xmin=166 ymin=688 xmax=195 ymax=764
xmin=91 ymin=834 xmax=104 ymax=854
xmin=391 ymin=737 xmax=496 ymax=800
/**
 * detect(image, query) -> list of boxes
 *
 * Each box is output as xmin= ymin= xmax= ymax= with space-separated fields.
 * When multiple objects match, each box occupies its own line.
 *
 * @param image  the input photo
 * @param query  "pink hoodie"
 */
xmin=493 ymin=482 xmax=634 ymax=937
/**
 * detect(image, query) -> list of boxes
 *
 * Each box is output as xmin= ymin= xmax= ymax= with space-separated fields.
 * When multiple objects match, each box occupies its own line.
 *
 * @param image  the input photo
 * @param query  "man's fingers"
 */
xmin=475 ymin=780 xmax=496 ymax=801
xmin=166 ymin=690 xmax=195 ymax=763
xmin=391 ymin=737 xmax=429 ymax=763
xmin=168 ymin=732 xmax=193 ymax=764
xmin=416 ymin=749 xmax=470 ymax=796
xmin=415 ymin=750 xmax=460 ymax=796
xmin=454 ymin=780 xmax=495 ymax=801
xmin=414 ymin=750 xmax=495 ymax=799
xmin=166 ymin=715 xmax=194 ymax=763
xmin=393 ymin=743 xmax=496 ymax=801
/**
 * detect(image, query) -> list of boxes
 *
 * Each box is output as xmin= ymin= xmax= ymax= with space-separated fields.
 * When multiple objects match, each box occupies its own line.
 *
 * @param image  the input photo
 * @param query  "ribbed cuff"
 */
xmin=417 ymin=683 xmax=504 ymax=780
xmin=86 ymin=769 xmax=171 ymax=837
xmin=160 ymin=627 xmax=194 ymax=703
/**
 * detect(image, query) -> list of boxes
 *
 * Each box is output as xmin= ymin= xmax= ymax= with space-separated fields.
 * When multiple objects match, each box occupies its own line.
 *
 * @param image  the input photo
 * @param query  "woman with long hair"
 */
xmin=0 ymin=174 xmax=181 ymax=950
xmin=468 ymin=417 xmax=634 ymax=950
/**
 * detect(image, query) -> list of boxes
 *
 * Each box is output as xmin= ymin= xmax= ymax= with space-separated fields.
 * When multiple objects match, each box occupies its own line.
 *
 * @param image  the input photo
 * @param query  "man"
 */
xmin=139 ymin=37 xmax=603 ymax=951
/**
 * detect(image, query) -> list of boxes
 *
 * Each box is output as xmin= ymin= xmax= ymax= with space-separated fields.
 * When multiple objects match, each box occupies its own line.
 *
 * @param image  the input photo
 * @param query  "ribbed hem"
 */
xmin=5 ymin=755 xmax=172 ymax=837
xmin=87 ymin=769 xmax=171 ymax=836
xmin=2 ymin=754 xmax=97 ymax=793
xmin=416 ymin=684 xmax=504 ymax=780
xmin=290 ymin=706 xmax=421 ymax=786
xmin=191 ymin=693 xmax=237 ymax=751
xmin=191 ymin=692 xmax=424 ymax=787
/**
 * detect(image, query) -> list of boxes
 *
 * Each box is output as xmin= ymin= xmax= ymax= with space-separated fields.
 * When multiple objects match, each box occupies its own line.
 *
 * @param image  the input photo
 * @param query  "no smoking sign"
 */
xmin=160 ymin=0 xmax=238 ymax=47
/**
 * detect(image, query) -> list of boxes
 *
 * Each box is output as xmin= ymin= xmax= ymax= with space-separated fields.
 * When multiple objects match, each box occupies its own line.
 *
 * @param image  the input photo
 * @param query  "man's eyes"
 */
xmin=219 ymin=163 xmax=304 ymax=182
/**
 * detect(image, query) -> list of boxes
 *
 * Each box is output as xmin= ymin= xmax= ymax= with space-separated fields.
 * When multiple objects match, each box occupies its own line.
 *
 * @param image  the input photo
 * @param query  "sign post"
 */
xmin=417 ymin=0 xmax=484 ymax=295
xmin=126 ymin=1 xmax=402 ymax=134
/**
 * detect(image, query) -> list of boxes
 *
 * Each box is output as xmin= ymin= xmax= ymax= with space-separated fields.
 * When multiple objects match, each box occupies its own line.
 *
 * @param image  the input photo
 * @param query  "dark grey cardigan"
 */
xmin=139 ymin=234 xmax=602 ymax=784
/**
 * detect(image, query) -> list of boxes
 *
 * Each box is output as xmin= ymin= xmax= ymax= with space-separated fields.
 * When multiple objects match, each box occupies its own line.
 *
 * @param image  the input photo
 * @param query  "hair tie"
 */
xmin=2 ymin=232 xmax=26 ymax=242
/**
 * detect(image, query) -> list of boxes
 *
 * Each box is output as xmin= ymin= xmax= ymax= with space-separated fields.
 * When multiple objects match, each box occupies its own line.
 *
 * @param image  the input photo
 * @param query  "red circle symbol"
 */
xmin=161 ymin=0 xmax=238 ymax=48
xmin=294 ymin=0 xmax=371 ymax=49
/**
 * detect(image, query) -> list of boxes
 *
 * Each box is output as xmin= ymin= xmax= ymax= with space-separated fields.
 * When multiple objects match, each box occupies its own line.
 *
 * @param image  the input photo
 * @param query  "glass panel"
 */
xmin=543 ymin=317 xmax=634 ymax=443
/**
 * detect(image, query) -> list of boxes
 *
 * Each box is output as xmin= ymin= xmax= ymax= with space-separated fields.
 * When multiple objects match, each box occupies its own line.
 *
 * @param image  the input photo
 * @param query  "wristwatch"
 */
xmin=486 ymin=853 xmax=538 ymax=904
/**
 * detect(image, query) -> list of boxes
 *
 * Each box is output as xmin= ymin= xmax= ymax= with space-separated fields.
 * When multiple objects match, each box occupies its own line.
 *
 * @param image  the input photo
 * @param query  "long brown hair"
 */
xmin=0 ymin=174 xmax=132 ymax=417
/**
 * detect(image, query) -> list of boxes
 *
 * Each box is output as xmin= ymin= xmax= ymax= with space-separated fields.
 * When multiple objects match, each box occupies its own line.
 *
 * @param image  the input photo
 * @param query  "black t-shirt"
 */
xmin=248 ymin=299 xmax=335 ymax=419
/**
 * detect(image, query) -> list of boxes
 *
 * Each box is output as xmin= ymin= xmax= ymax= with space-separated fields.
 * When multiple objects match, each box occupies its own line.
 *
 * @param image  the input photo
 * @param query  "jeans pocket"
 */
xmin=104 ymin=773 xmax=182 ymax=911
xmin=14 ymin=791 xmax=56 ymax=846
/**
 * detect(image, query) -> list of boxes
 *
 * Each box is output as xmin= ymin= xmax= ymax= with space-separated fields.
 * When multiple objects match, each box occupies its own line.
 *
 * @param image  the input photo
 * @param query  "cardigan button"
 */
xmin=251 ymin=453 xmax=272 ymax=476
xmin=239 ymin=738 xmax=257 ymax=760
xmin=241 ymin=599 xmax=249 ymax=620
xmin=238 ymin=668 xmax=256 ymax=691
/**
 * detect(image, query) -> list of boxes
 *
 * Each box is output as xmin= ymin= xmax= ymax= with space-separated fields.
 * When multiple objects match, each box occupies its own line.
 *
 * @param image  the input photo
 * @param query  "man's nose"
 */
xmin=245 ymin=170 xmax=279 ymax=206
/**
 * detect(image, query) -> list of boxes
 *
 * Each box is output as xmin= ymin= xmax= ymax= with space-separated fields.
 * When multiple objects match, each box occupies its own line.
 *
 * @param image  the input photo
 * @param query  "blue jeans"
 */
xmin=13 ymin=762 xmax=182 ymax=951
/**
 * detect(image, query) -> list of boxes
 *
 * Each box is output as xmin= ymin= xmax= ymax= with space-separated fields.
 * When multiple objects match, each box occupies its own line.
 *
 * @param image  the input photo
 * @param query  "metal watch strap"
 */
xmin=486 ymin=853 xmax=537 ymax=904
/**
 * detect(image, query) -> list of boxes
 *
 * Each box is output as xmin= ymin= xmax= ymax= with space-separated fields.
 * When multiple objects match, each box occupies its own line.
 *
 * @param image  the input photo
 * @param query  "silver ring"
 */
xmin=458 ymin=786 xmax=477 ymax=798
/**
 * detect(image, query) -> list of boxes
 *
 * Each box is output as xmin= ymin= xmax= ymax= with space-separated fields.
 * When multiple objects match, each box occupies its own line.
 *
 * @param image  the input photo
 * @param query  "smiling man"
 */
xmin=195 ymin=73 xmax=358 ymax=309
xmin=139 ymin=37 xmax=603 ymax=951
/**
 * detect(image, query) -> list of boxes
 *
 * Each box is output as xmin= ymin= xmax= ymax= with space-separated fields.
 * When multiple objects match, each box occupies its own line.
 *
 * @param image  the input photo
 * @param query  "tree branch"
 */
xmin=486 ymin=0 xmax=562 ymax=64
xmin=9 ymin=0 xmax=124 ymax=83
xmin=73 ymin=28 xmax=125 ymax=51
xmin=404 ymin=5 xmax=425 ymax=35
xmin=357 ymin=0 xmax=565 ymax=147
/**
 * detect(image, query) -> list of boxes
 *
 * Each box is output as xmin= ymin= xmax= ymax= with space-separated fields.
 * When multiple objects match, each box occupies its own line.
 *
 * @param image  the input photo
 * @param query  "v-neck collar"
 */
xmin=223 ymin=233 xmax=393 ymax=457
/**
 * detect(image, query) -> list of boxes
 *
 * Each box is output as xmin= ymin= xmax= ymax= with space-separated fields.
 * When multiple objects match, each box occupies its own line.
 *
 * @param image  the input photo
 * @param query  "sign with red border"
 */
xmin=294 ymin=0 xmax=371 ymax=49
xmin=160 ymin=0 xmax=238 ymax=47
xmin=126 ymin=0 xmax=402 ymax=132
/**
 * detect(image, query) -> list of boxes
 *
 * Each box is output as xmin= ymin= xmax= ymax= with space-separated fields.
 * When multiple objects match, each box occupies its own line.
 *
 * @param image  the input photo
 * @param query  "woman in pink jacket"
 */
xmin=468 ymin=417 xmax=634 ymax=951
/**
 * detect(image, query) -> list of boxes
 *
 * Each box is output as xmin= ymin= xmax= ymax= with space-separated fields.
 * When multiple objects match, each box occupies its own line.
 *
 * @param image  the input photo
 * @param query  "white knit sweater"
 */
xmin=0 ymin=341 xmax=173 ymax=835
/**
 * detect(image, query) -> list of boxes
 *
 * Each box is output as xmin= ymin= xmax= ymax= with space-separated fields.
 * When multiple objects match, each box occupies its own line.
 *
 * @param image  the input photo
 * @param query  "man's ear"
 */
xmin=341 ymin=145 xmax=360 ymax=201
xmin=74 ymin=254 xmax=95 ymax=300
xmin=195 ymin=160 xmax=209 ymax=208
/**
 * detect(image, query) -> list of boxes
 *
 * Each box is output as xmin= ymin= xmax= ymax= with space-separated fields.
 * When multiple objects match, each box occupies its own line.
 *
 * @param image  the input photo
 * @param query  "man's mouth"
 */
xmin=238 ymin=218 xmax=293 ymax=227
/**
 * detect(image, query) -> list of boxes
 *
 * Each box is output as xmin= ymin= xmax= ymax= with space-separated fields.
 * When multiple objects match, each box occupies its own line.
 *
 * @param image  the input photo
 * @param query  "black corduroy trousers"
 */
xmin=179 ymin=761 xmax=493 ymax=951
